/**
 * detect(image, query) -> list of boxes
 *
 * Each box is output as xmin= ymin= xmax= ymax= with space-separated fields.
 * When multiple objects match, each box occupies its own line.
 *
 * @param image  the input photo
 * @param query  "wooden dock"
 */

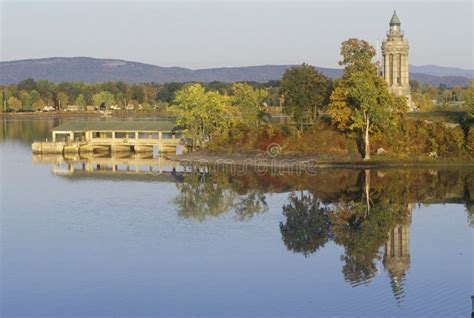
xmin=32 ymin=120 xmax=183 ymax=155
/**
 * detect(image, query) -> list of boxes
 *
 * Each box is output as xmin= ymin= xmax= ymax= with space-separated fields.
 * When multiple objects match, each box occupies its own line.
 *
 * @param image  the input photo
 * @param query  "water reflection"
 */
xmin=1 ymin=118 xmax=62 ymax=144
xmin=170 ymin=167 xmax=473 ymax=302
xmin=384 ymin=213 xmax=411 ymax=303
xmin=3 ymin=118 xmax=472 ymax=315
xmin=174 ymin=173 xmax=268 ymax=222
xmin=278 ymin=183 xmax=413 ymax=300
xmin=33 ymin=152 xmax=188 ymax=182
xmin=33 ymin=153 xmax=473 ymax=227
xmin=32 ymin=153 xmax=473 ymax=303
xmin=280 ymin=192 xmax=331 ymax=256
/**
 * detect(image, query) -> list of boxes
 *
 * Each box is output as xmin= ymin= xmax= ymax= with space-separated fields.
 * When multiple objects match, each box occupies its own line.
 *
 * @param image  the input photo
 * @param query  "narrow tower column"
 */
xmin=404 ymin=53 xmax=410 ymax=87
xmin=393 ymin=52 xmax=399 ymax=86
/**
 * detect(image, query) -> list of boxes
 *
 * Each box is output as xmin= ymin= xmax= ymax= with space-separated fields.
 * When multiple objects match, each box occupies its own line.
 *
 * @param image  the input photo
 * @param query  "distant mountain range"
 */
xmin=0 ymin=57 xmax=472 ymax=87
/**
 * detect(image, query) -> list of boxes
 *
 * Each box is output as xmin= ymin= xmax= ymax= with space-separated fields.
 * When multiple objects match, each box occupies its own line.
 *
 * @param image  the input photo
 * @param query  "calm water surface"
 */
xmin=1 ymin=118 xmax=473 ymax=317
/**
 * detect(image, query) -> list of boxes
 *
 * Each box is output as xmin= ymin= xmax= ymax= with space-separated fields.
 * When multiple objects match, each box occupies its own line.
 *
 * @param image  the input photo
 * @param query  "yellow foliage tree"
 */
xmin=171 ymin=84 xmax=234 ymax=149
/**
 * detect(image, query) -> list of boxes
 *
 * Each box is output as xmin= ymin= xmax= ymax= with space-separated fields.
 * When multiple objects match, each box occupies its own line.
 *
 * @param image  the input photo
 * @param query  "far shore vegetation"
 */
xmin=2 ymin=38 xmax=473 ymax=161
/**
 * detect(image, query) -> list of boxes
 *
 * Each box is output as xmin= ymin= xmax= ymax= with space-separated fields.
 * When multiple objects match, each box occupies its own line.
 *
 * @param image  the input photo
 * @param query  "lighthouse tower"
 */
xmin=381 ymin=11 xmax=415 ymax=110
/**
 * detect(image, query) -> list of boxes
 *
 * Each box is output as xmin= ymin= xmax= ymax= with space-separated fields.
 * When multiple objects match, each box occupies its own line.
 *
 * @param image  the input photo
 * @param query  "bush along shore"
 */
xmin=198 ymin=119 xmax=474 ymax=164
xmin=166 ymin=118 xmax=474 ymax=169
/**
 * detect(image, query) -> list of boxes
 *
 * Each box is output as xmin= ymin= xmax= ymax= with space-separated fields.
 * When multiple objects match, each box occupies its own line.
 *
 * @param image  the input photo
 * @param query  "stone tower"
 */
xmin=381 ymin=11 xmax=414 ymax=110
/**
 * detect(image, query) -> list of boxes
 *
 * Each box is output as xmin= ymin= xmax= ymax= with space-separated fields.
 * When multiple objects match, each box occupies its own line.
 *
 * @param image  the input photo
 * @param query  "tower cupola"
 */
xmin=389 ymin=10 xmax=401 ymax=32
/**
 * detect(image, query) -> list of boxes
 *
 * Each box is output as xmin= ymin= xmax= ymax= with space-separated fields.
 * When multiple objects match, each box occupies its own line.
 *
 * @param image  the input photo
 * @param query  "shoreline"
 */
xmin=165 ymin=151 xmax=474 ymax=170
xmin=0 ymin=111 xmax=173 ymax=120
xmin=0 ymin=112 xmax=102 ymax=119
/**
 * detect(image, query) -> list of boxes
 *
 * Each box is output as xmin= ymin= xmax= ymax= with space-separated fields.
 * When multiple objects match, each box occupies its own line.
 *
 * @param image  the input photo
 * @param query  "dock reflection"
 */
xmin=32 ymin=153 xmax=190 ymax=182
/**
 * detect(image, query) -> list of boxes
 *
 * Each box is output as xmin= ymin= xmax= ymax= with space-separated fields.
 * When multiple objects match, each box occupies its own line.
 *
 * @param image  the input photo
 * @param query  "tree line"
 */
xmin=410 ymin=79 xmax=474 ymax=111
xmin=0 ymin=79 xmax=281 ymax=112
xmin=2 ymin=64 xmax=471 ymax=115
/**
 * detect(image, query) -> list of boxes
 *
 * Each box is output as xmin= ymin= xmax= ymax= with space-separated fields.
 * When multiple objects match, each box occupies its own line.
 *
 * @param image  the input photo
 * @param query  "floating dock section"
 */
xmin=32 ymin=120 xmax=183 ymax=155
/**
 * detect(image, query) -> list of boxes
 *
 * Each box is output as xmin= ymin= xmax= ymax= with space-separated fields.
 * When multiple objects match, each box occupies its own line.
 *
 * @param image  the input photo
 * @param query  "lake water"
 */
xmin=1 ymin=118 xmax=473 ymax=317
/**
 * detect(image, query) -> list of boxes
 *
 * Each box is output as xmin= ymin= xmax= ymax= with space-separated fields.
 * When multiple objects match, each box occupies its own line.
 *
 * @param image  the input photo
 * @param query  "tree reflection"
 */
xmin=234 ymin=191 xmax=268 ymax=221
xmin=466 ymin=173 xmax=474 ymax=227
xmin=466 ymin=203 xmax=474 ymax=227
xmin=280 ymin=191 xmax=331 ymax=257
xmin=1 ymin=118 xmax=61 ymax=144
xmin=174 ymin=172 xmax=236 ymax=221
xmin=330 ymin=198 xmax=411 ymax=287
xmin=174 ymin=172 xmax=268 ymax=222
xmin=279 ymin=170 xmax=412 ymax=296
xmin=173 ymin=167 xmax=472 ymax=298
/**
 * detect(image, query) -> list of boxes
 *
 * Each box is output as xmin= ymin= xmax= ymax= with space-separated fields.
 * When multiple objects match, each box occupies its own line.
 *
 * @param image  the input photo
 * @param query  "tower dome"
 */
xmin=390 ymin=10 xmax=401 ymax=26
xmin=389 ymin=11 xmax=402 ymax=33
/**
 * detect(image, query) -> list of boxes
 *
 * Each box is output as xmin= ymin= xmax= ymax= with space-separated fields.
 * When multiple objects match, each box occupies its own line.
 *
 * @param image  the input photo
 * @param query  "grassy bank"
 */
xmin=406 ymin=111 xmax=467 ymax=123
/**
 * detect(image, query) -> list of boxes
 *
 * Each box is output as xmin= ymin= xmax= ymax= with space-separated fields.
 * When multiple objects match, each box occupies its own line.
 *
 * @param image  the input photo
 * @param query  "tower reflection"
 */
xmin=383 ymin=206 xmax=412 ymax=303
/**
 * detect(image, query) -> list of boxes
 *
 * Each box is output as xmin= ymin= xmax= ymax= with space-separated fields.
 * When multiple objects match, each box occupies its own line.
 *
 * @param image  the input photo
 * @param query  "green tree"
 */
xmin=156 ymin=82 xmax=185 ymax=103
xmin=17 ymin=78 xmax=37 ymax=92
xmin=412 ymin=92 xmax=433 ymax=112
xmin=7 ymin=96 xmax=22 ymax=112
xmin=0 ymin=89 xmax=11 ymax=112
xmin=442 ymin=89 xmax=452 ymax=102
xmin=327 ymin=38 xmax=407 ymax=160
xmin=452 ymin=86 xmax=463 ymax=102
xmin=231 ymin=82 xmax=269 ymax=128
xmin=36 ymin=80 xmax=56 ymax=99
xmin=130 ymin=85 xmax=145 ymax=103
xmin=32 ymin=98 xmax=46 ymax=110
xmin=19 ymin=90 xmax=32 ymax=110
xmin=464 ymin=79 xmax=474 ymax=115
xmin=75 ymin=94 xmax=87 ymax=110
xmin=29 ymin=90 xmax=41 ymax=104
xmin=409 ymin=80 xmax=420 ymax=92
xmin=57 ymin=92 xmax=69 ymax=109
xmin=280 ymin=63 xmax=330 ymax=130
xmin=171 ymin=83 xmax=232 ymax=149
xmin=92 ymin=91 xmax=116 ymax=109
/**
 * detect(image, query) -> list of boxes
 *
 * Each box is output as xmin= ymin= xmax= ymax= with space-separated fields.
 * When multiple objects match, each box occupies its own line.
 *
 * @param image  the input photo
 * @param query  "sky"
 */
xmin=0 ymin=0 xmax=472 ymax=69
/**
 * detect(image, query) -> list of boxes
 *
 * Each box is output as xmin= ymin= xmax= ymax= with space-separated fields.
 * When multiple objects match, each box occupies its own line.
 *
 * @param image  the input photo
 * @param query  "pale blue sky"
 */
xmin=0 ymin=0 xmax=472 ymax=69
